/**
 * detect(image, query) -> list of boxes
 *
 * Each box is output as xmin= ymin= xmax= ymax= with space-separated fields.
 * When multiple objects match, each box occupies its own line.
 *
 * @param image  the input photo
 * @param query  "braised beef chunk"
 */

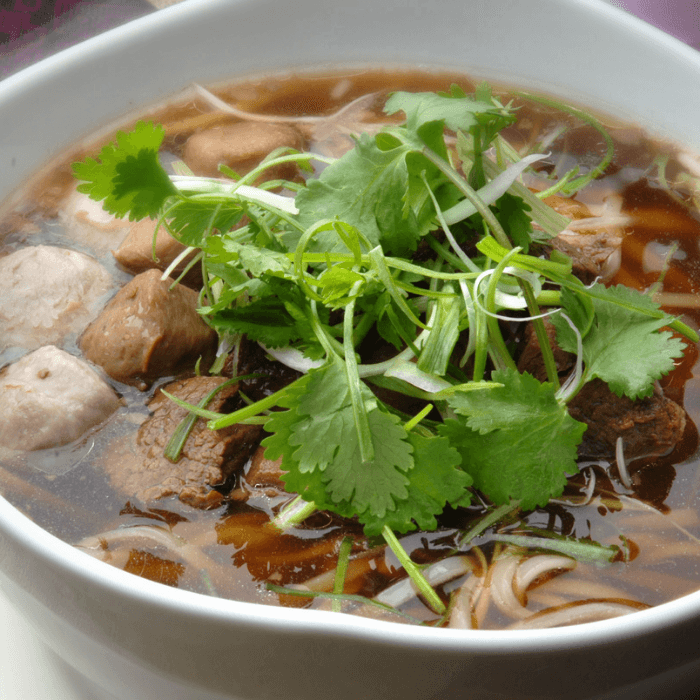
xmin=516 ymin=320 xmax=575 ymax=383
xmin=183 ymin=122 xmax=304 ymax=181
xmin=113 ymin=218 xmax=203 ymax=289
xmin=230 ymin=337 xmax=301 ymax=401
xmin=549 ymin=231 xmax=623 ymax=285
xmin=244 ymin=446 xmax=285 ymax=491
xmin=568 ymin=380 xmax=686 ymax=461
xmin=104 ymin=376 xmax=262 ymax=508
xmin=540 ymin=195 xmax=625 ymax=284
xmin=79 ymin=269 xmax=217 ymax=388
xmin=517 ymin=320 xmax=686 ymax=460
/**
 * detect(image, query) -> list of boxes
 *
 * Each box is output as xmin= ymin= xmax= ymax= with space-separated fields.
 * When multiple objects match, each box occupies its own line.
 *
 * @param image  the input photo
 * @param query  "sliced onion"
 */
xmin=383 ymin=361 xmax=452 ymax=393
xmin=442 ymin=153 xmax=549 ymax=226
xmin=555 ymin=313 xmax=584 ymax=403
xmin=260 ymin=344 xmax=324 ymax=373
xmin=192 ymin=82 xmax=378 ymax=126
xmin=75 ymin=524 xmax=221 ymax=584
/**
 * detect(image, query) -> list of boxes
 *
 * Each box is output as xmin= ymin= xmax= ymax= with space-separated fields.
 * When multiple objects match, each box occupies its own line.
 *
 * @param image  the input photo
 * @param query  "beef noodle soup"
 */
xmin=1 ymin=69 xmax=700 ymax=630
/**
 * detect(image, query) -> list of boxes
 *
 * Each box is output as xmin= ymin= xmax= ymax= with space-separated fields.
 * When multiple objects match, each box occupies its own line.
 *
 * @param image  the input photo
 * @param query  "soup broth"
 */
xmin=2 ymin=69 xmax=700 ymax=629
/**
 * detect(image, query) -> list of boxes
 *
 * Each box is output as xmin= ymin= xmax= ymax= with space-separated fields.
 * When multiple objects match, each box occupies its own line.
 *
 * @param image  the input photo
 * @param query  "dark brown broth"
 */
xmin=2 ymin=69 xmax=700 ymax=629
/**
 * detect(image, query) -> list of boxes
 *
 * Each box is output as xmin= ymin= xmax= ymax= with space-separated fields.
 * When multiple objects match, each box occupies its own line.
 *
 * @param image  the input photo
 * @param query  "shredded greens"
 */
xmin=73 ymin=83 xmax=697 ymax=613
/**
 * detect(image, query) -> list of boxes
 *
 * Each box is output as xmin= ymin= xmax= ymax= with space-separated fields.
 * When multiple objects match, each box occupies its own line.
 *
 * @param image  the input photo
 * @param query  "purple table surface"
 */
xmin=0 ymin=0 xmax=156 ymax=80
xmin=610 ymin=0 xmax=699 ymax=49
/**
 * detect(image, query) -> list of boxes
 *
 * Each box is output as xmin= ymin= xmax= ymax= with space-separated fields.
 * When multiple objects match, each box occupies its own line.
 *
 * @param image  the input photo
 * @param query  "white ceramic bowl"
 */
xmin=2 ymin=1 xmax=700 ymax=698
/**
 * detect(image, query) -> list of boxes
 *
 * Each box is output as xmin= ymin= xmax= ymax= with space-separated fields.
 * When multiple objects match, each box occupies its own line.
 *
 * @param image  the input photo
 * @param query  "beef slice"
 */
xmin=104 ymin=376 xmax=262 ymax=508
xmin=517 ymin=319 xmax=686 ymax=460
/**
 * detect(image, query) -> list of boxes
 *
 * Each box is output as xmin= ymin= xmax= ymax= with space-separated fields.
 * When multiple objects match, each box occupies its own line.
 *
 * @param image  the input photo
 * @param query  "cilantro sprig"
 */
xmin=73 ymin=84 xmax=697 ymax=607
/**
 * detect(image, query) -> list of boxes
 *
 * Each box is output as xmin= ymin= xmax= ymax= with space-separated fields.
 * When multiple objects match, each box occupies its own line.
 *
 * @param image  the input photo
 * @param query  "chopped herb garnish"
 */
xmin=73 ymin=84 xmax=697 ymax=602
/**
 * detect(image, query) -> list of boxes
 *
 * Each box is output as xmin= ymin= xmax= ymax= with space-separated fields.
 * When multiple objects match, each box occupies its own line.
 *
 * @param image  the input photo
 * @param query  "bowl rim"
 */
xmin=2 ymin=0 xmax=700 ymax=654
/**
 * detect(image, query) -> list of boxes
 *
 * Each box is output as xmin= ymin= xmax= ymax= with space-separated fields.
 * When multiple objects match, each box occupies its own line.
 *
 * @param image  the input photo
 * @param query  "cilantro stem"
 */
xmin=382 ymin=526 xmax=445 ymax=614
xmin=420 ymin=172 xmax=480 ymax=274
xmin=403 ymin=404 xmax=434 ymax=432
xmin=482 ymin=252 xmax=520 ymax=371
xmin=207 ymin=376 xmax=306 ymax=430
xmin=483 ymin=142 xmax=570 ymax=237
xmin=344 ymin=290 xmax=375 ymax=464
xmin=272 ymin=496 xmax=317 ymax=531
xmin=458 ymin=502 xmax=519 ymax=547
xmin=308 ymin=299 xmax=343 ymax=357
xmin=369 ymin=246 xmax=429 ymax=330
xmin=514 ymin=92 xmax=615 ymax=196
xmin=489 ymin=533 xmax=619 ymax=565
xmin=233 ymin=152 xmax=332 ymax=188
xmin=352 ymin=308 xmax=375 ymax=347
xmin=421 ymin=147 xmax=510 ymax=250
xmin=423 ymin=144 xmax=561 ymax=386
xmin=332 ymin=536 xmax=354 ymax=612
xmin=427 ymin=236 xmax=476 ymax=274
xmin=164 ymin=376 xmax=245 ymax=462
xmin=472 ymin=287 xmax=489 ymax=382
xmin=285 ymin=250 xmax=479 ymax=281
xmin=520 ymin=279 xmax=560 ymax=387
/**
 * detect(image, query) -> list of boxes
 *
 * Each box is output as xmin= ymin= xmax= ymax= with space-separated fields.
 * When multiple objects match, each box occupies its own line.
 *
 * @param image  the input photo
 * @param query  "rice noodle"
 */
xmin=75 ymin=524 xmax=221 ymax=582
xmin=0 ymin=464 xmax=98 ymax=525
xmin=374 ymin=555 xmax=473 ymax=608
xmin=192 ymin=83 xmax=380 ymax=125
xmin=448 ymin=574 xmax=484 ymax=629
xmin=529 ymin=576 xmax=639 ymax=602
xmin=514 ymin=555 xmax=576 ymax=604
xmin=299 ymin=547 xmax=388 ymax=593
xmin=507 ymin=599 xmax=648 ymax=629
xmin=490 ymin=553 xmax=530 ymax=619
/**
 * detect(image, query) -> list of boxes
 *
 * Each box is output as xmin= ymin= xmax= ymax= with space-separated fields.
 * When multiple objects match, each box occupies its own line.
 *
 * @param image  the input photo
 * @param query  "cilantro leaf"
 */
xmin=384 ymin=87 xmax=512 ymax=139
xmin=208 ymin=297 xmax=302 ymax=348
xmin=206 ymin=237 xmax=293 ymax=278
xmin=440 ymin=369 xmax=586 ymax=509
xmin=363 ymin=432 xmax=471 ymax=536
xmin=491 ymin=192 xmax=534 ymax=252
xmin=261 ymin=360 xmax=415 ymax=522
xmin=316 ymin=265 xmax=367 ymax=308
xmin=294 ymin=133 xmax=423 ymax=255
xmin=207 ymin=275 xmax=330 ymax=359
xmin=73 ymin=121 xmax=176 ymax=221
xmin=166 ymin=200 xmax=243 ymax=247
xmin=326 ymin=407 xmax=413 ymax=515
xmin=552 ymin=283 xmax=686 ymax=399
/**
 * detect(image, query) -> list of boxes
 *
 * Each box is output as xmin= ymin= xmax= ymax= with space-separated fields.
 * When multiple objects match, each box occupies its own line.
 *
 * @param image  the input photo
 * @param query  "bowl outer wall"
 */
xmin=1 ymin=0 xmax=700 ymax=698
